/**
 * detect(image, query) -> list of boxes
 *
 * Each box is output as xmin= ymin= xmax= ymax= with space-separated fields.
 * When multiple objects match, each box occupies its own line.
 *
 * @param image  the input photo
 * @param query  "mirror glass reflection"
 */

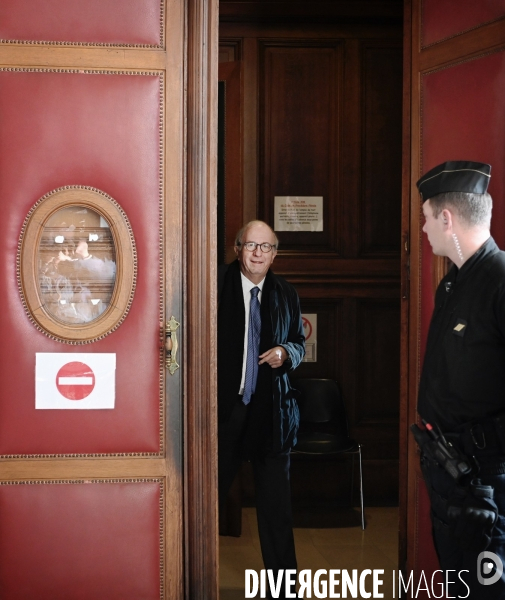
xmin=38 ymin=206 xmax=116 ymax=325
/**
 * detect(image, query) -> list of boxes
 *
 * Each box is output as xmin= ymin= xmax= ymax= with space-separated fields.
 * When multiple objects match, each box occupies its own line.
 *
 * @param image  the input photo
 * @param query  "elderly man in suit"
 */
xmin=218 ymin=220 xmax=305 ymax=598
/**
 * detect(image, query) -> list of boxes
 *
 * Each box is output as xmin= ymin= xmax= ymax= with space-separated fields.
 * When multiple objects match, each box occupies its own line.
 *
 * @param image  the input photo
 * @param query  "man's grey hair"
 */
xmin=429 ymin=192 xmax=492 ymax=228
xmin=235 ymin=220 xmax=280 ymax=249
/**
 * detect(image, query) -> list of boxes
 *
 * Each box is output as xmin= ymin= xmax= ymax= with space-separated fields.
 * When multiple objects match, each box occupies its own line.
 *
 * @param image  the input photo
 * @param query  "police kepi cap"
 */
xmin=416 ymin=161 xmax=491 ymax=200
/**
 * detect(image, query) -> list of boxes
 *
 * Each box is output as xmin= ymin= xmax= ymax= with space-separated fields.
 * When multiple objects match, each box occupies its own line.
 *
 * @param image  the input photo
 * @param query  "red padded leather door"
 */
xmin=405 ymin=1 xmax=505 ymax=594
xmin=0 ymin=1 xmax=184 ymax=598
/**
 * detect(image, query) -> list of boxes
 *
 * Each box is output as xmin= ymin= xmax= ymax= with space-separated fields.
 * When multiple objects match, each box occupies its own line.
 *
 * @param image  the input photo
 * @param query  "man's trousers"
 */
xmin=218 ymin=397 xmax=297 ymax=598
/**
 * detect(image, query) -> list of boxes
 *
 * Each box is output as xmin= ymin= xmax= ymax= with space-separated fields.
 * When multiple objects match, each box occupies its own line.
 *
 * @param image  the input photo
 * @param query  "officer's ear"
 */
xmin=233 ymin=245 xmax=240 ymax=258
xmin=441 ymin=209 xmax=452 ymax=229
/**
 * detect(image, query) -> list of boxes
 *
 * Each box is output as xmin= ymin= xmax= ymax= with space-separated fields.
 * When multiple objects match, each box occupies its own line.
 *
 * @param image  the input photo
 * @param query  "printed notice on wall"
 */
xmin=301 ymin=314 xmax=317 ymax=362
xmin=274 ymin=196 xmax=323 ymax=232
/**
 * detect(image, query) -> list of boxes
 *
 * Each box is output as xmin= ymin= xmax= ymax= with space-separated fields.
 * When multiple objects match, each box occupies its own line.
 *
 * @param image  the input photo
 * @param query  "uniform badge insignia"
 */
xmin=453 ymin=319 xmax=467 ymax=336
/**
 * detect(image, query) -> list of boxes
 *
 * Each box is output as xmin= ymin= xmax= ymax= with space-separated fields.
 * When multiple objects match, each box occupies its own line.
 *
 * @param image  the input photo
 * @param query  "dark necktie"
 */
xmin=242 ymin=286 xmax=261 ymax=405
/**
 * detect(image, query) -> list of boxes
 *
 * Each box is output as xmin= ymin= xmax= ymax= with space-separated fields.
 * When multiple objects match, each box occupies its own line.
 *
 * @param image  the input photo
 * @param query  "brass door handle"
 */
xmin=165 ymin=316 xmax=180 ymax=375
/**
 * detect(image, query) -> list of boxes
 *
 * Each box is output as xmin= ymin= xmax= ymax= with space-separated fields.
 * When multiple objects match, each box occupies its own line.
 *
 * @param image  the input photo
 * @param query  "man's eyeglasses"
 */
xmin=238 ymin=241 xmax=277 ymax=253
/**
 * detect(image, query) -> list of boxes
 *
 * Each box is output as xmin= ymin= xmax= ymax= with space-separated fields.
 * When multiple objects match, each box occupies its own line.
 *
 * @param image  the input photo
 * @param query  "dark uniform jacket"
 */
xmin=218 ymin=261 xmax=305 ymax=456
xmin=418 ymin=237 xmax=505 ymax=433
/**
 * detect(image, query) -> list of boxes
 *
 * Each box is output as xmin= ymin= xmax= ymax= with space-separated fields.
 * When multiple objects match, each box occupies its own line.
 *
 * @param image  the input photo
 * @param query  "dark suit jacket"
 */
xmin=218 ymin=261 xmax=305 ymax=454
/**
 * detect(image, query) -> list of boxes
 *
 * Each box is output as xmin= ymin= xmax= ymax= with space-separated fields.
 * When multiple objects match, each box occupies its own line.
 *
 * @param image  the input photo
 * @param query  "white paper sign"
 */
xmin=274 ymin=196 xmax=323 ymax=232
xmin=36 ymin=353 xmax=116 ymax=409
xmin=302 ymin=314 xmax=317 ymax=362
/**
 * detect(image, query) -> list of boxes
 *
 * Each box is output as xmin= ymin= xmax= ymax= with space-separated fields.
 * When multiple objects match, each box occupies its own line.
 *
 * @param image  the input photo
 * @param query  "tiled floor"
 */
xmin=220 ymin=506 xmax=399 ymax=599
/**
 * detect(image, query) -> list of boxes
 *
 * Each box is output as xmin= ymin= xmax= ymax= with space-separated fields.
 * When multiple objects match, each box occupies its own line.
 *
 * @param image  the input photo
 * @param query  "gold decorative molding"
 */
xmin=18 ymin=186 xmax=137 ymax=344
xmin=0 ymin=67 xmax=163 ymax=75
xmin=0 ymin=477 xmax=163 ymax=485
xmin=0 ymin=39 xmax=163 ymax=48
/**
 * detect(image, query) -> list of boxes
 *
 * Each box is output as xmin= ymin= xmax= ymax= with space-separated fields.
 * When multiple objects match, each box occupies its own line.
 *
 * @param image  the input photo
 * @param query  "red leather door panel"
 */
xmin=0 ymin=70 xmax=162 ymax=455
xmin=422 ymin=0 xmax=505 ymax=47
xmin=0 ymin=0 xmax=162 ymax=46
xmin=0 ymin=480 xmax=162 ymax=599
xmin=422 ymin=52 xmax=505 ymax=247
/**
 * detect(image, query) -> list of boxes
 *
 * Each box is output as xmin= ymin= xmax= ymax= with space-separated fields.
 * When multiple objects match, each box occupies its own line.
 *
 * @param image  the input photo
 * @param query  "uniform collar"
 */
xmin=451 ymin=236 xmax=497 ymax=282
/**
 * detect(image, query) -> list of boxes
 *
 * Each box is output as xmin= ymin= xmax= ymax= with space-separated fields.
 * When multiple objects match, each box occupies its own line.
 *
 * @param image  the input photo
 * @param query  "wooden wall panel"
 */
xmin=220 ymin=1 xmax=403 ymax=23
xmin=220 ymin=18 xmax=402 ymax=506
xmin=260 ymin=42 xmax=342 ymax=252
xmin=293 ymin=295 xmax=400 ymax=502
xmin=218 ymin=61 xmax=243 ymax=263
xmin=294 ymin=300 xmax=343 ymax=381
xmin=355 ymin=299 xmax=400 ymax=423
xmin=218 ymin=40 xmax=241 ymax=63
xmin=361 ymin=44 xmax=403 ymax=256
xmin=355 ymin=299 xmax=400 ymax=466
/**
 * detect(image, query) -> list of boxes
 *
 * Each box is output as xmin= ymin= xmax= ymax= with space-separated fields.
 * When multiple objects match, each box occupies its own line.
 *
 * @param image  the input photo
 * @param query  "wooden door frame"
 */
xmin=398 ymin=0 xmax=412 ymax=574
xmin=400 ymin=0 xmax=434 ymax=576
xmin=400 ymin=0 xmax=445 ymax=575
xmin=184 ymin=0 xmax=219 ymax=597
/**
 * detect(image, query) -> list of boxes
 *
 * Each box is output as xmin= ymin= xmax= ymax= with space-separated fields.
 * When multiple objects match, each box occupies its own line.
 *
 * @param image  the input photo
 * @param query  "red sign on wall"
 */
xmin=56 ymin=362 xmax=96 ymax=400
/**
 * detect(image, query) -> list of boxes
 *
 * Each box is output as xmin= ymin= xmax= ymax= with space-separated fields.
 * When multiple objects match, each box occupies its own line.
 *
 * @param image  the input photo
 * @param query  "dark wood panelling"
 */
xmin=291 ymin=293 xmax=400 ymax=495
xmin=219 ymin=46 xmax=235 ymax=62
xmin=276 ymin=257 xmax=399 ymax=283
xmin=219 ymin=39 xmax=242 ymax=63
xmin=294 ymin=299 xmax=343 ymax=381
xmin=220 ymin=16 xmax=402 ymax=507
xmin=361 ymin=43 xmax=403 ymax=256
xmin=242 ymin=454 xmax=398 ymax=507
xmin=290 ymin=458 xmax=398 ymax=505
xmin=218 ymin=60 xmax=243 ymax=262
xmin=242 ymin=457 xmax=397 ymax=506
xmin=260 ymin=41 xmax=342 ymax=252
xmin=220 ymin=0 xmax=403 ymax=23
xmin=355 ymin=299 xmax=400 ymax=422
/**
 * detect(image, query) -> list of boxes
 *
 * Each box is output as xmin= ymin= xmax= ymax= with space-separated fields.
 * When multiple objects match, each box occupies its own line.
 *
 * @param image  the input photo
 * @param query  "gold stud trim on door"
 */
xmin=18 ymin=185 xmax=137 ymax=344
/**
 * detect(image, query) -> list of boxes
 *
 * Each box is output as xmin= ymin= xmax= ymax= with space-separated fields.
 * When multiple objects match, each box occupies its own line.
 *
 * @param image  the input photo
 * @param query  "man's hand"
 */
xmin=258 ymin=346 xmax=288 ymax=368
xmin=58 ymin=251 xmax=74 ymax=262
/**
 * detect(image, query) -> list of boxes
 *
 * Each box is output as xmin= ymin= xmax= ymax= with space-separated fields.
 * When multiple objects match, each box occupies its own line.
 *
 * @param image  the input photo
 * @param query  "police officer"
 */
xmin=416 ymin=161 xmax=505 ymax=597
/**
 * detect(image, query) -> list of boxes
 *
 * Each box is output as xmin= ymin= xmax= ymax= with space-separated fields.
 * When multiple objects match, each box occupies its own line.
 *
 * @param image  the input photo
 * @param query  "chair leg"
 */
xmin=350 ymin=453 xmax=355 ymax=507
xmin=358 ymin=444 xmax=365 ymax=529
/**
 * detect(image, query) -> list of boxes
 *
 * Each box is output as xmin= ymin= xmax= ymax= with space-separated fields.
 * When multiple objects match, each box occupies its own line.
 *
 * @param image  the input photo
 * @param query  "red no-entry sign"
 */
xmin=56 ymin=361 xmax=95 ymax=400
xmin=302 ymin=316 xmax=313 ymax=341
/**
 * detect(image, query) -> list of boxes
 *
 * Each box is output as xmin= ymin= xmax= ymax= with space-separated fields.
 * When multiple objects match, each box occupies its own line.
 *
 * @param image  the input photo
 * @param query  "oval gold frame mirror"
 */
xmin=18 ymin=186 xmax=137 ymax=344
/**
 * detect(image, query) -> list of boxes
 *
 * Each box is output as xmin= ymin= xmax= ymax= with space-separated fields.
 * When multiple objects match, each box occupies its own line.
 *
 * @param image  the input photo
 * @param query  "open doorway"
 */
xmin=217 ymin=0 xmax=404 ymax=595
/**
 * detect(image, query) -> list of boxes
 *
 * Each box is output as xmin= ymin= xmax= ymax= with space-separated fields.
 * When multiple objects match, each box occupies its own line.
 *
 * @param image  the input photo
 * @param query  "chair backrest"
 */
xmin=292 ymin=378 xmax=349 ymax=437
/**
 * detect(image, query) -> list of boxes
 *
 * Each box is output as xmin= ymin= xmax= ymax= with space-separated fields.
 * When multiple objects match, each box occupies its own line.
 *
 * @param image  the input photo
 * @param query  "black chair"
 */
xmin=291 ymin=378 xmax=365 ymax=529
